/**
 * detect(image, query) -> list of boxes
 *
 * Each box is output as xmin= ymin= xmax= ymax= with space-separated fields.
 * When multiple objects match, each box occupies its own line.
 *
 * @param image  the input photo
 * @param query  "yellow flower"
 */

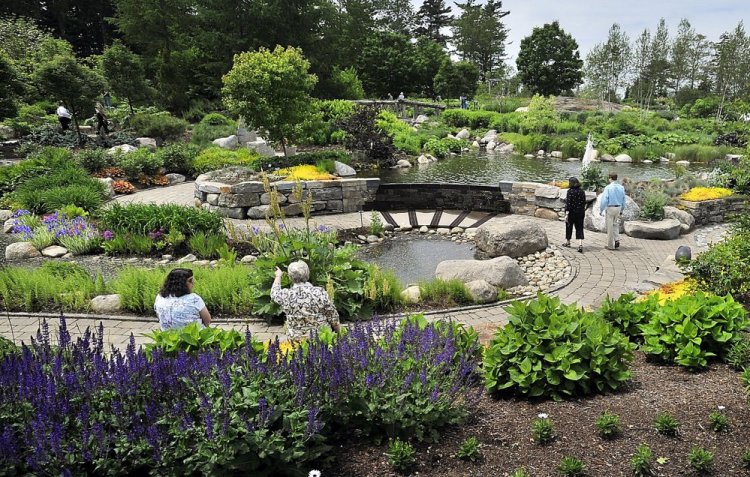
xmin=548 ymin=180 xmax=569 ymax=189
xmin=277 ymin=165 xmax=336 ymax=181
xmin=680 ymin=187 xmax=733 ymax=202
xmin=646 ymin=279 xmax=695 ymax=304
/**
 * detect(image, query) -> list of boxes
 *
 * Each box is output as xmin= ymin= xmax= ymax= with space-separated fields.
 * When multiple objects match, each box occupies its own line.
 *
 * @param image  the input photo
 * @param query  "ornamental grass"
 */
xmin=0 ymin=316 xmax=480 ymax=475
xmin=680 ymin=187 xmax=733 ymax=202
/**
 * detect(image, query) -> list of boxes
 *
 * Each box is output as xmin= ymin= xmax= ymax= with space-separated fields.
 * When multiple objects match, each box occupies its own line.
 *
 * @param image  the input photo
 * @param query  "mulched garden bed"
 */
xmin=328 ymin=353 xmax=750 ymax=476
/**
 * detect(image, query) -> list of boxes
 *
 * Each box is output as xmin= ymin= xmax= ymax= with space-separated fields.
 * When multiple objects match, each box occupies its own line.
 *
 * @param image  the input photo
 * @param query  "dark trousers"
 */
xmin=566 ymin=211 xmax=585 ymax=240
xmin=59 ymin=117 xmax=71 ymax=131
xmin=96 ymin=115 xmax=109 ymax=134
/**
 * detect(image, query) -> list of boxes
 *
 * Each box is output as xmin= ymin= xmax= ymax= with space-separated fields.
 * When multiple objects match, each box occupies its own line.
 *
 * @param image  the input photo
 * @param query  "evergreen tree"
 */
xmin=713 ymin=22 xmax=750 ymax=117
xmin=415 ymin=0 xmax=452 ymax=47
xmin=452 ymin=0 xmax=509 ymax=80
xmin=101 ymin=40 xmax=150 ymax=113
xmin=516 ymin=21 xmax=583 ymax=96
xmin=0 ymin=52 xmax=22 ymax=120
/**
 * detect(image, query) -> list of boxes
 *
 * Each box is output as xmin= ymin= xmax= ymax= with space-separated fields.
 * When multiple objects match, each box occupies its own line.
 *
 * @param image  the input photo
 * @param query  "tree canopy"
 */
xmin=517 ymin=21 xmax=583 ymax=96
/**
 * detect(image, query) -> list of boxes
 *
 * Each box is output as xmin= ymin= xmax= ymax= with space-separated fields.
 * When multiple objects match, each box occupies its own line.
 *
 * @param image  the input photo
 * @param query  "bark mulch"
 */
xmin=328 ymin=354 xmax=750 ymax=476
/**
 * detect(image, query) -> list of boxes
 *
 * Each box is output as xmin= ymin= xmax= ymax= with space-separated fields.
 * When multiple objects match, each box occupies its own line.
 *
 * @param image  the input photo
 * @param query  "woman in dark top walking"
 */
xmin=564 ymin=177 xmax=587 ymax=253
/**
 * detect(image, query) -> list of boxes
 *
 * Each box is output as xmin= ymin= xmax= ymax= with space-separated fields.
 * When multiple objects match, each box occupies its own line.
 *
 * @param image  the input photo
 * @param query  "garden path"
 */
xmin=1 ymin=183 xmax=729 ymax=349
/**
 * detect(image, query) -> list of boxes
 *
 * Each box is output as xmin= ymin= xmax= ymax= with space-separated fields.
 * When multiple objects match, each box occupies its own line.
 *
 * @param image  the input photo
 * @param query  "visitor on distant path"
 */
xmin=599 ymin=172 xmax=626 ymax=250
xmin=95 ymin=102 xmax=109 ymax=135
xmin=56 ymin=102 xmax=72 ymax=131
xmin=563 ymin=177 xmax=586 ymax=253
xmin=388 ymin=93 xmax=394 ymax=100
xmin=398 ymin=92 xmax=405 ymax=100
xmin=271 ymin=261 xmax=340 ymax=340
xmin=460 ymin=95 xmax=467 ymax=109
xmin=102 ymin=91 xmax=112 ymax=109
xmin=155 ymin=268 xmax=212 ymax=331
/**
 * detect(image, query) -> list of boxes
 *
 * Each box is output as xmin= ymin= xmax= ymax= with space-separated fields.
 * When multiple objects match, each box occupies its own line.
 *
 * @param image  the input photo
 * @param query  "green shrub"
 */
xmin=455 ymin=436 xmax=481 ymax=462
xmin=581 ymin=164 xmax=608 ymax=191
xmin=424 ymin=137 xmax=464 ymax=158
xmin=0 ymin=147 xmax=76 ymax=199
xmin=640 ymin=191 xmax=668 ymax=221
xmin=654 ymin=412 xmax=680 ymax=436
xmin=0 ymin=336 xmax=18 ymax=359
xmin=684 ymin=234 xmax=750 ymax=300
xmin=155 ymin=143 xmax=202 ymax=176
xmin=641 ymin=292 xmax=748 ymax=369
xmin=191 ymin=113 xmax=237 ymax=145
xmin=522 ymin=94 xmax=558 ymax=134
xmin=12 ymin=164 xmax=107 ymax=214
xmin=673 ymin=144 xmax=729 ymax=162
xmin=418 ymin=279 xmax=474 ymax=307
xmin=75 ymin=149 xmax=112 ymax=173
xmin=742 ymin=449 xmax=750 ymax=469
xmin=708 ymin=409 xmax=729 ymax=432
xmin=596 ymin=293 xmax=658 ymax=343
xmin=114 ymin=148 xmax=164 ymax=180
xmin=558 ymin=456 xmax=586 ymax=477
xmin=626 ymin=144 xmax=667 ymax=162
xmin=532 ymin=416 xmax=554 ymax=444
xmin=688 ymin=447 xmax=714 ymax=473
xmin=187 ymin=232 xmax=227 ymax=259
xmin=191 ymin=147 xmax=260 ymax=175
xmin=442 ymin=109 xmax=498 ymax=129
xmin=144 ymin=321 xmax=245 ymax=356
xmin=726 ymin=335 xmax=750 ymax=370
xmin=631 ymin=444 xmax=654 ymax=477
xmin=386 ymin=439 xmax=416 ymax=472
xmin=483 ymin=294 xmax=635 ymax=400
xmin=129 ymin=112 xmax=187 ymax=139
xmin=0 ymin=266 xmax=101 ymax=312
xmin=102 ymin=233 xmax=153 ymax=256
xmin=97 ymin=203 xmax=224 ymax=238
xmin=596 ymin=411 xmax=621 ymax=440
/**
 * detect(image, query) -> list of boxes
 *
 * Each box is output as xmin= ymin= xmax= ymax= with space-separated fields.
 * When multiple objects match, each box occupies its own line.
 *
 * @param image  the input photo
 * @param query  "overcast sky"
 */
xmin=432 ymin=0 xmax=750 ymax=64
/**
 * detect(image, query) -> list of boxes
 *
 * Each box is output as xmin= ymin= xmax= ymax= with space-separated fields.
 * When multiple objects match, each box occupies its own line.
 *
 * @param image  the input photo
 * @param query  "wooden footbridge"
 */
xmin=351 ymin=99 xmax=446 ymax=120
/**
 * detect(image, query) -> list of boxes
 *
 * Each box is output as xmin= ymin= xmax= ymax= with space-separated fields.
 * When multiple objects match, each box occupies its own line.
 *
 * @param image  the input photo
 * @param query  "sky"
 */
xmin=432 ymin=0 xmax=750 ymax=64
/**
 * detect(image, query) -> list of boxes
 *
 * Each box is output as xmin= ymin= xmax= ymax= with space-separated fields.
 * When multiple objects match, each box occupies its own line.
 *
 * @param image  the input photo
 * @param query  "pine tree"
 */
xmin=452 ymin=0 xmax=509 ymax=80
xmin=415 ymin=0 xmax=452 ymax=46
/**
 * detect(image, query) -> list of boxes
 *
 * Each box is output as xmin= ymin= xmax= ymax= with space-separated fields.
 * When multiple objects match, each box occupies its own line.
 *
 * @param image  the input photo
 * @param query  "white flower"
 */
xmin=538 ymin=413 xmax=549 ymax=419
xmin=718 ymin=405 xmax=726 ymax=411
xmin=308 ymin=471 xmax=322 ymax=477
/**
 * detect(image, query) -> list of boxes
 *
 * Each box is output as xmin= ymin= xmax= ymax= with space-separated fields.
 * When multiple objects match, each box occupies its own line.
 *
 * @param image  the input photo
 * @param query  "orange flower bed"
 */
xmin=93 ymin=167 xmax=125 ymax=179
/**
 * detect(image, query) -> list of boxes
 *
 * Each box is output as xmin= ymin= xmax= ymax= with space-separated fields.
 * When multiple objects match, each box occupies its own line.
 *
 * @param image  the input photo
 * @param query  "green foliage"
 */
xmin=557 ymin=456 xmax=586 ymax=477
xmin=0 ymin=265 xmax=101 ymax=312
xmin=340 ymin=106 xmax=396 ymax=167
xmin=726 ymin=335 xmax=750 ymax=370
xmin=3 ymin=101 xmax=57 ymax=136
xmin=654 ymin=412 xmax=680 ymax=437
xmin=742 ymin=449 xmax=750 ymax=469
xmin=191 ymin=147 xmax=260 ymax=175
xmin=433 ymin=60 xmax=480 ymax=99
xmin=144 ymin=322 xmax=245 ymax=356
xmin=688 ymin=447 xmax=714 ymax=473
xmin=673 ymin=144 xmax=730 ymax=162
xmin=102 ymin=233 xmax=153 ymax=256
xmin=581 ymin=164 xmax=608 ymax=192
xmin=222 ymin=46 xmax=317 ymax=155
xmin=484 ymin=294 xmax=635 ymax=400
xmin=114 ymin=148 xmax=164 ymax=180
xmin=455 ymin=436 xmax=481 ymax=462
xmin=330 ymin=66 xmax=365 ymax=100
xmin=640 ymin=191 xmax=668 ymax=221
xmin=297 ymin=100 xmax=356 ymax=146
xmin=101 ymin=40 xmax=150 ymax=112
xmin=418 ymin=278 xmax=474 ymax=307
xmin=684 ymin=234 xmax=750 ymax=300
xmin=631 ymin=444 xmax=654 ymax=477
xmin=596 ymin=411 xmax=621 ymax=440
xmin=522 ymin=94 xmax=559 ymax=133
xmin=0 ymin=52 xmax=22 ymax=120
xmin=129 ymin=112 xmax=188 ymax=139
xmin=187 ymin=232 xmax=228 ymax=259
xmin=191 ymin=113 xmax=237 ymax=145
xmin=155 ymin=143 xmax=202 ymax=176
xmin=641 ymin=292 xmax=749 ymax=369
xmin=0 ymin=336 xmax=18 ymax=360
xmin=97 ymin=203 xmax=224 ymax=238
xmin=452 ymin=0 xmax=508 ymax=78
xmin=424 ymin=137 xmax=465 ymax=158
xmin=708 ymin=410 xmax=729 ymax=432
xmin=596 ymin=293 xmax=658 ymax=343
xmin=75 ymin=149 xmax=112 ymax=173
xmin=517 ymin=22 xmax=583 ymax=96
xmin=369 ymin=211 xmax=384 ymax=236
xmin=364 ymin=265 xmax=404 ymax=311
xmin=532 ymin=417 xmax=554 ymax=444
xmin=442 ymin=109 xmax=498 ymax=129
xmin=386 ymin=438 xmax=417 ymax=472
xmin=511 ymin=468 xmax=531 ymax=477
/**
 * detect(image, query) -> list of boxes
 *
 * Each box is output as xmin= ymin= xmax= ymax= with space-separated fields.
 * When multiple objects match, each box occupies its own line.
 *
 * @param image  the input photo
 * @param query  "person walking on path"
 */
xmin=271 ymin=260 xmax=341 ymax=340
xmin=102 ymin=91 xmax=112 ymax=109
xmin=95 ymin=102 xmax=109 ymax=135
xmin=154 ymin=268 xmax=212 ymax=331
xmin=56 ymin=102 xmax=72 ymax=131
xmin=563 ymin=177 xmax=587 ymax=253
xmin=599 ymin=172 xmax=626 ymax=250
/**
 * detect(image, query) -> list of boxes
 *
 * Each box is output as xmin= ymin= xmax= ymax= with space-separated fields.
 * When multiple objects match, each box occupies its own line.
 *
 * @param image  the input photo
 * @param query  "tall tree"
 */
xmin=686 ymin=32 xmax=711 ymax=90
xmin=433 ymin=60 xmax=480 ymax=99
xmin=670 ymin=19 xmax=695 ymax=93
xmin=415 ymin=0 xmax=452 ymax=47
xmin=630 ymin=28 xmax=651 ymax=106
xmin=0 ymin=52 xmax=23 ymax=120
xmin=584 ymin=23 xmax=631 ymax=102
xmin=101 ymin=40 xmax=149 ymax=113
xmin=452 ymin=0 xmax=509 ymax=80
xmin=516 ymin=21 xmax=583 ymax=96
xmin=379 ymin=0 xmax=416 ymax=35
xmin=647 ymin=18 xmax=671 ymax=99
xmin=222 ymin=46 xmax=317 ymax=156
xmin=713 ymin=22 xmax=750 ymax=118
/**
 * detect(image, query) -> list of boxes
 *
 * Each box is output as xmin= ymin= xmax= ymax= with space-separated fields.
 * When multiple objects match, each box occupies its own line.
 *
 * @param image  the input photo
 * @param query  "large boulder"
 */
xmin=414 ymin=114 xmax=429 ymax=124
xmin=0 ymin=210 xmax=11 ymax=222
xmin=165 ymin=173 xmax=186 ymax=185
xmin=480 ymin=129 xmax=498 ymax=144
xmin=614 ymin=153 xmax=633 ymax=163
xmin=600 ymin=153 xmax=615 ymax=162
xmin=584 ymin=194 xmax=640 ymax=233
xmin=98 ymin=177 xmax=114 ymax=198
xmin=663 ymin=206 xmax=695 ymax=234
xmin=401 ymin=285 xmax=421 ymax=304
xmin=212 ymin=135 xmax=239 ymax=149
xmin=395 ymin=159 xmax=412 ymax=168
xmin=5 ymin=242 xmax=41 ymax=260
xmin=136 ymin=137 xmax=157 ymax=150
xmin=496 ymin=143 xmax=515 ymax=153
xmin=107 ymin=144 xmax=137 ymax=155
xmin=456 ymin=128 xmax=470 ymax=140
xmin=91 ymin=294 xmax=122 ymax=313
xmin=334 ymin=161 xmax=356 ymax=177
xmin=624 ymin=219 xmax=681 ymax=240
xmin=474 ymin=219 xmax=549 ymax=258
xmin=466 ymin=280 xmax=498 ymax=304
xmin=435 ymin=257 xmax=528 ymax=289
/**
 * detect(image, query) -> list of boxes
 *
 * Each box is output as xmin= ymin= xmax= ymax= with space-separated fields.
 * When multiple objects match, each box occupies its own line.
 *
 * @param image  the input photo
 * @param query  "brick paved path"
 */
xmin=1 ymin=183 xmax=724 ymax=349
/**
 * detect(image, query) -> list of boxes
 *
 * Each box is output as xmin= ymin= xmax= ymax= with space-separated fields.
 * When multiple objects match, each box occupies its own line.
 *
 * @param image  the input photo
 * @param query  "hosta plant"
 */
xmin=144 ymin=322 xmax=250 ymax=357
xmin=484 ymin=294 xmax=635 ymax=400
xmin=641 ymin=292 xmax=748 ymax=369
xmin=596 ymin=293 xmax=658 ymax=342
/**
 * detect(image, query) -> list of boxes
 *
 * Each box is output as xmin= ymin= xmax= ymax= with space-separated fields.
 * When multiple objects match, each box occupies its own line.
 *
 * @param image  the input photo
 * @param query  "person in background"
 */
xmin=154 ymin=268 xmax=212 ymax=331
xmin=95 ymin=102 xmax=109 ymax=135
xmin=398 ymin=92 xmax=405 ymax=100
xmin=387 ymin=92 xmax=394 ymax=100
xmin=599 ymin=172 xmax=626 ymax=250
xmin=56 ymin=102 xmax=72 ymax=131
xmin=102 ymin=91 xmax=112 ymax=109
xmin=271 ymin=260 xmax=340 ymax=340
xmin=563 ymin=177 xmax=587 ymax=253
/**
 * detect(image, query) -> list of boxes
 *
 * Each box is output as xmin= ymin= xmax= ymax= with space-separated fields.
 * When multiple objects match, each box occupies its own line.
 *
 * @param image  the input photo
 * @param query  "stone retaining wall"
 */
xmin=194 ymin=177 xmax=380 ymax=219
xmin=499 ymin=181 xmax=596 ymax=220
xmin=372 ymin=183 xmax=511 ymax=212
xmin=678 ymin=196 xmax=748 ymax=226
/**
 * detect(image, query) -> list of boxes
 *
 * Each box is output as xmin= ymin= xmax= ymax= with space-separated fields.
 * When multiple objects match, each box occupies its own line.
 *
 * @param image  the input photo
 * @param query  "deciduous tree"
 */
xmin=516 ymin=21 xmax=583 ymax=96
xmin=101 ymin=40 xmax=150 ymax=113
xmin=584 ymin=23 xmax=631 ymax=102
xmin=433 ymin=60 xmax=479 ymax=99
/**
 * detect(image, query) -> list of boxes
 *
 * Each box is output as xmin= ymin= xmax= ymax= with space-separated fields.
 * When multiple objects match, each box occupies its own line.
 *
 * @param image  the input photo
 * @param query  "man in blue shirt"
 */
xmin=599 ymin=172 xmax=626 ymax=250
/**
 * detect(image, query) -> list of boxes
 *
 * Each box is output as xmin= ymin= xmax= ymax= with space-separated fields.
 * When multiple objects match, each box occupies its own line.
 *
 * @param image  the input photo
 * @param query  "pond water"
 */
xmin=357 ymin=237 xmax=477 ymax=285
xmin=375 ymin=152 xmax=709 ymax=184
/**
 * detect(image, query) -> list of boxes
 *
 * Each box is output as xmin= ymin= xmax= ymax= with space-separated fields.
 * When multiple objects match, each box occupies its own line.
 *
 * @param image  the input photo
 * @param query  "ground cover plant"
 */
xmin=0 ymin=316 xmax=479 ymax=476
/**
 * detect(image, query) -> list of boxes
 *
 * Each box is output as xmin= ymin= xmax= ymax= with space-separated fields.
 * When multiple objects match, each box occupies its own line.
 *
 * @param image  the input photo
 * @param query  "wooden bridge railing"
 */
xmin=350 ymin=99 xmax=446 ymax=120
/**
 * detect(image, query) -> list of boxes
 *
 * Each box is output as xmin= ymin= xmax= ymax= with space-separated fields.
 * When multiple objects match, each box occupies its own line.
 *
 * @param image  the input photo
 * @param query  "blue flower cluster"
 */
xmin=0 ymin=316 xmax=480 ymax=475
xmin=11 ymin=212 xmax=100 ymax=242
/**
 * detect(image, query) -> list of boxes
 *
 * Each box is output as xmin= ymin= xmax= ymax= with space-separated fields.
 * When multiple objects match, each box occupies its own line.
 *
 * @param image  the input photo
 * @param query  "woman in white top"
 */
xmin=154 ymin=268 xmax=212 ymax=330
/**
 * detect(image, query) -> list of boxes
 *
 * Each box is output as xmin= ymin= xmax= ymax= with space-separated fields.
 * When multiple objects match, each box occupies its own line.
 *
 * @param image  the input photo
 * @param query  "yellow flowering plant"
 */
xmin=277 ymin=164 xmax=336 ymax=181
xmin=680 ymin=187 xmax=733 ymax=202
xmin=647 ymin=279 xmax=695 ymax=305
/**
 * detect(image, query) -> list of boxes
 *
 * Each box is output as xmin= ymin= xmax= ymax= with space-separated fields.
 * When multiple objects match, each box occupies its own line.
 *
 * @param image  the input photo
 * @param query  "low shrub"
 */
xmin=631 ymin=444 xmax=654 ymax=477
xmin=277 ymin=164 xmax=335 ymax=181
xmin=191 ymin=113 xmax=236 ymax=145
xmin=191 ymin=147 xmax=261 ymax=175
xmin=418 ymin=278 xmax=474 ymax=307
xmin=581 ymin=164 xmax=608 ymax=191
xmin=684 ymin=234 xmax=750 ymax=300
xmin=114 ymin=148 xmax=164 ymax=180
xmin=456 ymin=436 xmax=481 ymax=462
xmin=726 ymin=335 xmax=750 ymax=370
xmin=674 ymin=144 xmax=730 ymax=162
xmin=144 ymin=321 xmax=245 ymax=356
xmin=0 ymin=147 xmax=77 ymax=199
xmin=102 ymin=233 xmax=153 ymax=256
xmin=688 ymin=447 xmax=714 ymax=473
xmin=424 ymin=137 xmax=464 ymax=158
xmin=483 ymin=294 xmax=635 ymax=400
xmin=641 ymin=292 xmax=748 ymax=369
xmin=270 ymin=150 xmax=351 ymax=171
xmin=74 ymin=149 xmax=112 ymax=173
xmin=655 ymin=412 xmax=680 ymax=436
xmin=640 ymin=190 xmax=668 ymax=221
xmin=386 ymin=439 xmax=417 ymax=472
xmin=97 ymin=203 xmax=224 ymax=238
xmin=187 ymin=232 xmax=228 ymax=259
xmin=11 ymin=162 xmax=107 ymax=214
xmin=129 ymin=111 xmax=188 ymax=139
xmin=442 ymin=109 xmax=499 ymax=129
xmin=155 ymin=143 xmax=202 ymax=176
